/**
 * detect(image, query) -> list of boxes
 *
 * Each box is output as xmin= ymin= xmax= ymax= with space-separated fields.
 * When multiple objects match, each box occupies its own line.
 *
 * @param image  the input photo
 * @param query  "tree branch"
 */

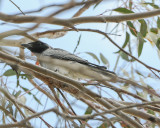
xmin=0 ymin=9 xmax=160 ymax=27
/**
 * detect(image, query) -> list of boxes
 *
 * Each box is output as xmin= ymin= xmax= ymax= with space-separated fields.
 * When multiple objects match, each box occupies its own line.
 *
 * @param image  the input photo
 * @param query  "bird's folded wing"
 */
xmin=43 ymin=48 xmax=115 ymax=74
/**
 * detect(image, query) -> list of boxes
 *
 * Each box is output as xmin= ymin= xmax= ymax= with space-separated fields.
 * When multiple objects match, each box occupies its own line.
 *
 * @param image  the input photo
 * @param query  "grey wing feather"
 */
xmin=43 ymin=47 xmax=115 ymax=74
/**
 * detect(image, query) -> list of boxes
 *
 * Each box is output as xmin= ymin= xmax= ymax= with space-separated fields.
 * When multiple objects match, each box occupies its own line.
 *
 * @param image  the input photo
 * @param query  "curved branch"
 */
xmin=0 ymin=9 xmax=160 ymax=27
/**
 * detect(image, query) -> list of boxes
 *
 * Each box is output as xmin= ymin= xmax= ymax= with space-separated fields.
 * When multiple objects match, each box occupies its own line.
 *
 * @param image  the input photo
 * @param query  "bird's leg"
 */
xmin=36 ymin=60 xmax=40 ymax=65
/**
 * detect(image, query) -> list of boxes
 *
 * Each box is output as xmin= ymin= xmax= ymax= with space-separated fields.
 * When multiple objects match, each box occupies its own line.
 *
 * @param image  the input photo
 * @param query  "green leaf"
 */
xmin=3 ymin=69 xmax=17 ymax=76
xmin=6 ymin=102 xmax=13 ymax=115
xmin=73 ymin=34 xmax=81 ymax=54
xmin=120 ymin=51 xmax=130 ymax=61
xmin=156 ymin=38 xmax=160 ymax=50
xmin=20 ymin=74 xmax=32 ymax=79
xmin=93 ymin=1 xmax=102 ymax=9
xmin=150 ymin=28 xmax=158 ymax=34
xmin=143 ymin=2 xmax=159 ymax=9
xmin=33 ymin=95 xmax=42 ymax=105
xmin=20 ymin=86 xmax=32 ymax=95
xmin=147 ymin=110 xmax=155 ymax=115
xmin=137 ymin=32 xmax=145 ymax=57
xmin=139 ymin=19 xmax=148 ymax=37
xmin=127 ymin=21 xmax=137 ymax=36
xmin=100 ymin=53 xmax=109 ymax=66
xmin=115 ymin=32 xmax=130 ymax=53
xmin=157 ymin=17 xmax=160 ymax=29
xmin=98 ymin=123 xmax=108 ymax=128
xmin=14 ymin=108 xmax=18 ymax=118
xmin=129 ymin=0 xmax=132 ymax=10
xmin=85 ymin=52 xmax=100 ymax=64
xmin=16 ymin=76 xmax=20 ymax=87
xmin=136 ymin=70 xmax=145 ymax=77
xmin=113 ymin=7 xmax=134 ymax=14
xmin=122 ymin=32 xmax=130 ymax=48
xmin=85 ymin=107 xmax=92 ymax=115
xmin=147 ymin=84 xmax=154 ymax=90
xmin=14 ymin=90 xmax=21 ymax=98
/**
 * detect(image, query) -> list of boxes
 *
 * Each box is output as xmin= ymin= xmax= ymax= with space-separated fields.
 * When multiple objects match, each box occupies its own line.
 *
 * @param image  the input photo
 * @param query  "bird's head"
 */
xmin=21 ymin=41 xmax=49 ymax=53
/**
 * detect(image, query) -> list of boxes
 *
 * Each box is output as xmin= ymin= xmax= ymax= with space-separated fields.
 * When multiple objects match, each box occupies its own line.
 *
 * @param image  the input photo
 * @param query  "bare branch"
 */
xmin=9 ymin=0 xmax=25 ymax=15
xmin=0 ymin=9 xmax=160 ymax=27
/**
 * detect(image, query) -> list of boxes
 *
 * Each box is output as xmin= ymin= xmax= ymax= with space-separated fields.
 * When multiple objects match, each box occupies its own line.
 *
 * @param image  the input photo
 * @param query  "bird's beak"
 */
xmin=21 ymin=43 xmax=31 ymax=48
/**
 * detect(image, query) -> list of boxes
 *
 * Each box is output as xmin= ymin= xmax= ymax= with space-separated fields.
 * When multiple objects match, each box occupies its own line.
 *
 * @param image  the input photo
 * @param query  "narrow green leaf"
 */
xmin=14 ymin=108 xmax=18 ymax=118
xmin=21 ymin=86 xmax=32 ymax=95
xmin=120 ymin=51 xmax=130 ymax=61
xmin=7 ymin=102 xmax=13 ymax=115
xmin=93 ymin=1 xmax=102 ymax=9
xmin=150 ymin=28 xmax=158 ymax=34
xmin=143 ymin=2 xmax=159 ymax=9
xmin=156 ymin=38 xmax=160 ymax=50
xmin=115 ymin=32 xmax=130 ymax=53
xmin=139 ymin=19 xmax=148 ymax=37
xmin=85 ymin=52 xmax=100 ymax=64
xmin=157 ymin=17 xmax=160 ymax=29
xmin=73 ymin=34 xmax=81 ymax=54
xmin=6 ymin=101 xmax=13 ymax=109
xmin=16 ymin=78 xmax=19 ymax=87
xmin=137 ymin=32 xmax=145 ymax=57
xmin=3 ymin=69 xmax=16 ymax=76
xmin=33 ymin=95 xmax=42 ymax=105
xmin=147 ymin=85 xmax=154 ymax=90
xmin=127 ymin=21 xmax=137 ymax=36
xmin=136 ymin=70 xmax=145 ymax=77
xmin=122 ymin=32 xmax=130 ymax=48
xmin=85 ymin=107 xmax=92 ymax=115
xmin=100 ymin=53 xmax=109 ymax=65
xmin=129 ymin=0 xmax=132 ymax=10
xmin=20 ymin=74 xmax=32 ymax=79
xmin=113 ymin=7 xmax=134 ymax=14
xmin=14 ymin=90 xmax=21 ymax=98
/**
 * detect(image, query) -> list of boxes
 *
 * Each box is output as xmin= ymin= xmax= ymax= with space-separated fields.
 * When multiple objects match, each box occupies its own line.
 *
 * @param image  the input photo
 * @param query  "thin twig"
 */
xmin=9 ymin=0 xmax=25 ymax=15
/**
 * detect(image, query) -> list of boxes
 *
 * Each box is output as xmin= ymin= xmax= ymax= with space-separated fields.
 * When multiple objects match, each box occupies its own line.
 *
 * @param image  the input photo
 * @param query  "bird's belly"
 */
xmin=39 ymin=57 xmax=111 ymax=81
xmin=39 ymin=59 xmax=91 ymax=80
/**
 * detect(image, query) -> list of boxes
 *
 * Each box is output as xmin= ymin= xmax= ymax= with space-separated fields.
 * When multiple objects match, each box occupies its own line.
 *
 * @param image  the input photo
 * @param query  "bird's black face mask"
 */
xmin=21 ymin=41 xmax=49 ymax=53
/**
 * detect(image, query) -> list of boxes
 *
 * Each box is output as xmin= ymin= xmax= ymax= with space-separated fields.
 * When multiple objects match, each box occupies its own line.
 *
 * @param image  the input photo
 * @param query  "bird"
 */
xmin=21 ymin=41 xmax=119 ymax=82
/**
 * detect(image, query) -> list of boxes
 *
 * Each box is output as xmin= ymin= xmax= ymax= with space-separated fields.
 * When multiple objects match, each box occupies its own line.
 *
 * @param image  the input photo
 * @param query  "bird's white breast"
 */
xmin=36 ymin=53 xmax=112 ymax=81
xmin=25 ymin=42 xmax=115 ymax=81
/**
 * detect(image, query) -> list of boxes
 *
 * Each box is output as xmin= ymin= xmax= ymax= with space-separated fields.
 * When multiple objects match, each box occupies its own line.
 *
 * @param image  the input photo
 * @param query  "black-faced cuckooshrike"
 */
xmin=21 ymin=41 xmax=118 ymax=82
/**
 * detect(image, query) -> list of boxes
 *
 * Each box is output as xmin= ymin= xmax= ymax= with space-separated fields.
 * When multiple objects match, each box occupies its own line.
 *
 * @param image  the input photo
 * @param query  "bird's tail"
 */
xmin=94 ymin=68 xmax=147 ymax=91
